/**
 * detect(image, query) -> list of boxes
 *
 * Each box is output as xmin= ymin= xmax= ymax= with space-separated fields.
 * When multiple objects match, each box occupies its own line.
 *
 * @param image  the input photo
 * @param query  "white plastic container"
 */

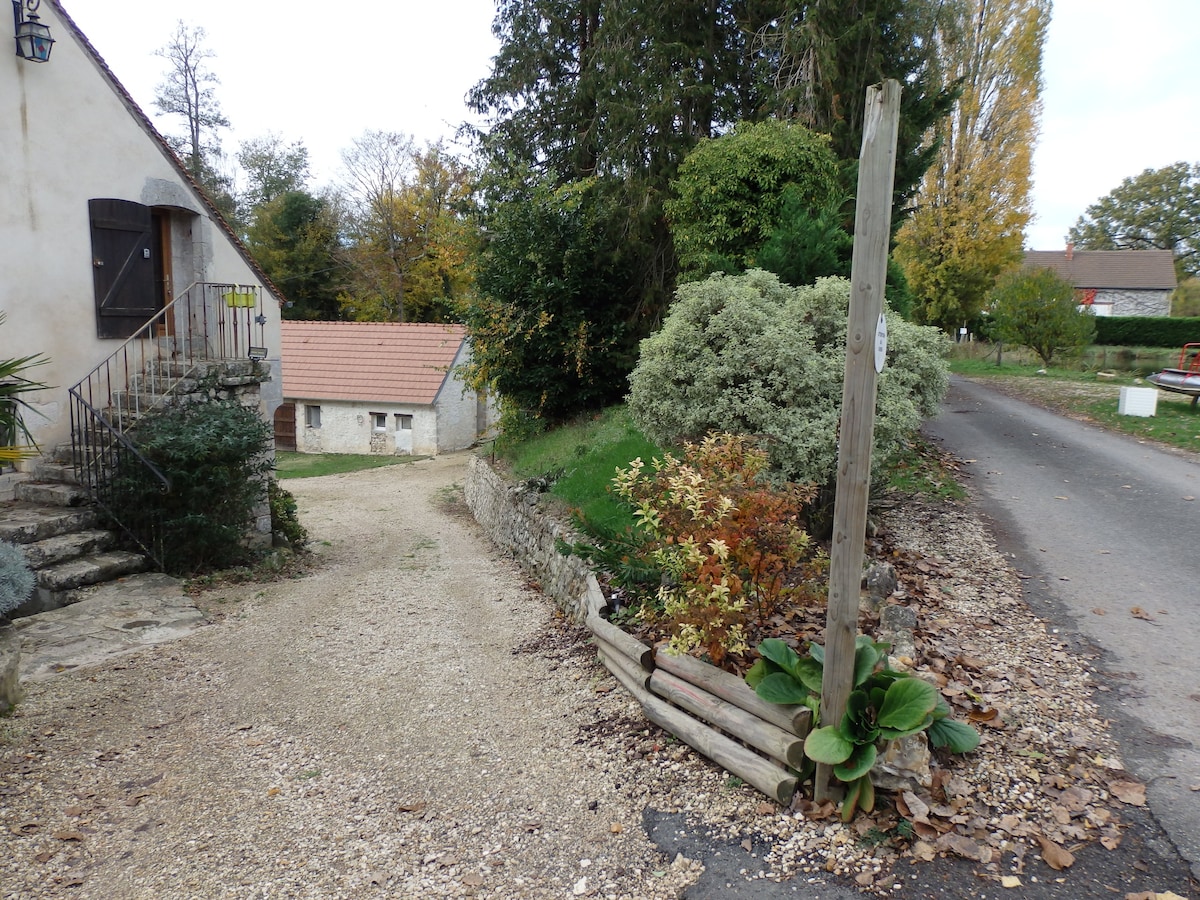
xmin=1118 ymin=386 xmax=1158 ymax=417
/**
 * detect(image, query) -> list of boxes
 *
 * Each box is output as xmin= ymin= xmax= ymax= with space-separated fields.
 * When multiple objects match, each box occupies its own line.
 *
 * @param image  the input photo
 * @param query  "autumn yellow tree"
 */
xmin=337 ymin=132 xmax=475 ymax=323
xmin=895 ymin=0 xmax=1050 ymax=331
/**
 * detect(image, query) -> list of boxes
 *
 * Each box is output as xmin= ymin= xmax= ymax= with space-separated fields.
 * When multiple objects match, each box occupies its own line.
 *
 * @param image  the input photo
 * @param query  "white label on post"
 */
xmin=874 ymin=313 xmax=888 ymax=374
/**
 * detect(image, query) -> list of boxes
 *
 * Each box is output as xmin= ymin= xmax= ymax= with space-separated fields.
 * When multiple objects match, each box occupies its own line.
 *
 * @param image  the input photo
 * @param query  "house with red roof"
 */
xmin=1023 ymin=246 xmax=1176 ymax=317
xmin=279 ymin=321 xmax=495 ymax=456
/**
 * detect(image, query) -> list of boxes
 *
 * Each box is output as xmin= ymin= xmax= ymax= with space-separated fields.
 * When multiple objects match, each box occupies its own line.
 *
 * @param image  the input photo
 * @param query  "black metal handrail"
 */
xmin=67 ymin=282 xmax=267 ymax=567
xmin=67 ymin=392 xmax=169 ymax=567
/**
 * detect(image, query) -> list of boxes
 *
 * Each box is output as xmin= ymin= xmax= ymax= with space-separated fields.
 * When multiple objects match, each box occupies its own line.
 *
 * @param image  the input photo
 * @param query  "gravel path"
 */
xmin=0 ymin=455 xmax=704 ymax=899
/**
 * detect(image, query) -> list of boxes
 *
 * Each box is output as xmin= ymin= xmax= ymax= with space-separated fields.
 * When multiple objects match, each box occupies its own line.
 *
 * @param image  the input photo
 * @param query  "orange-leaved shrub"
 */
xmin=610 ymin=433 xmax=825 ymax=666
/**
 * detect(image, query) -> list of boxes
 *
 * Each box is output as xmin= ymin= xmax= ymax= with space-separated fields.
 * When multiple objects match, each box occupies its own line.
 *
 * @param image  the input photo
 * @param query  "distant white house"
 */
xmin=1024 ymin=246 xmax=1176 ymax=317
xmin=0 ymin=0 xmax=284 ymax=456
xmin=279 ymin=321 xmax=496 ymax=456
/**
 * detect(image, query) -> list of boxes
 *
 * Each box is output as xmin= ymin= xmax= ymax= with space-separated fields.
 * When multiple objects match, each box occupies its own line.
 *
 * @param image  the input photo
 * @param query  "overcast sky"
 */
xmin=61 ymin=0 xmax=1200 ymax=251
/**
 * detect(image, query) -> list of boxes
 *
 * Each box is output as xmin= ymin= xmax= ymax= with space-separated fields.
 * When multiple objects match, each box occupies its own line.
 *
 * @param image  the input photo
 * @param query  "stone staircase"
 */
xmin=0 ymin=454 xmax=149 ymax=617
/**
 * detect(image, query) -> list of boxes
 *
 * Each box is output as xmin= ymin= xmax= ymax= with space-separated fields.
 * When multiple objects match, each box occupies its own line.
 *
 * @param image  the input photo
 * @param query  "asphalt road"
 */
xmin=925 ymin=376 xmax=1200 ymax=881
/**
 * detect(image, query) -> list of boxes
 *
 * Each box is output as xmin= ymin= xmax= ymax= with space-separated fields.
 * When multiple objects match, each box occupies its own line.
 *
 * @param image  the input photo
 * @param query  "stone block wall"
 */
xmin=464 ymin=456 xmax=592 ymax=622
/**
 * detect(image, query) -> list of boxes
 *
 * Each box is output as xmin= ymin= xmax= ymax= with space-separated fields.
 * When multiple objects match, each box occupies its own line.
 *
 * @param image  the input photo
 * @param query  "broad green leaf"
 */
xmin=878 ymin=713 xmax=934 ymax=741
xmin=932 ymin=693 xmax=952 ymax=721
xmin=858 ymin=775 xmax=876 ymax=814
xmin=808 ymin=642 xmax=825 ymax=665
xmin=833 ymin=742 xmax=877 ymax=782
xmin=853 ymin=641 xmax=881 ymax=686
xmin=877 ymin=678 xmax=939 ymax=731
xmin=755 ymin=672 xmax=810 ymax=706
xmin=744 ymin=658 xmax=768 ymax=689
xmin=840 ymin=776 xmax=863 ymax=822
xmin=757 ymin=638 xmax=801 ymax=676
xmin=793 ymin=656 xmax=824 ymax=693
xmin=804 ymin=726 xmax=853 ymax=765
xmin=927 ymin=717 xmax=981 ymax=753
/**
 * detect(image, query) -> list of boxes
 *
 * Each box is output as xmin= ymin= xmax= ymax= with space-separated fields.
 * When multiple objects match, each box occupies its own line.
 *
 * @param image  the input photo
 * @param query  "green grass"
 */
xmin=498 ymin=407 xmax=663 ymax=531
xmin=883 ymin=437 xmax=967 ymax=500
xmin=275 ymin=452 xmax=428 ymax=479
xmin=1082 ymin=395 xmax=1200 ymax=450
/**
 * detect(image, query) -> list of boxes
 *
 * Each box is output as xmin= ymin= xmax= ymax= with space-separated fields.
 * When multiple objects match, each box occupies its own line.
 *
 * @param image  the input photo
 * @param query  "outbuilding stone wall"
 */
xmin=464 ymin=456 xmax=592 ymax=622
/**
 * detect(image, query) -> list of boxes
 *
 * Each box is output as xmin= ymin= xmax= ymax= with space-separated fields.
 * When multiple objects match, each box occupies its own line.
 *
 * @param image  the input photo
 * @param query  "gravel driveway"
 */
xmin=0 ymin=455 xmax=706 ymax=899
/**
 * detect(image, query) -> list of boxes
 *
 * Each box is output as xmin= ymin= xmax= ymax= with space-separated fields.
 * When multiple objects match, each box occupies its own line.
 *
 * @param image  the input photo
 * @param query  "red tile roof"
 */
xmin=281 ymin=321 xmax=467 ymax=405
xmin=1023 ymin=249 xmax=1177 ymax=290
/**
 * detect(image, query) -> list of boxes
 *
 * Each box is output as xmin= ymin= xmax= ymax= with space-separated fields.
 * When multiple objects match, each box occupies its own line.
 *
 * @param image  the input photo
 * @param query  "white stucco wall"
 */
xmin=293 ymin=400 xmax=439 ymax=456
xmin=0 ymin=3 xmax=281 ymax=453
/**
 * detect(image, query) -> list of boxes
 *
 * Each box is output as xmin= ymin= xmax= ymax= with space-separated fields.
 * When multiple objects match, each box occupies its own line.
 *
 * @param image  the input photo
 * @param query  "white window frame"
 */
xmin=305 ymin=405 xmax=321 ymax=428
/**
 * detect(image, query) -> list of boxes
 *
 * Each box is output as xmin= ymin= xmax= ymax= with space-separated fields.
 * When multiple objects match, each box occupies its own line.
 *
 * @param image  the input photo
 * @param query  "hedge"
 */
xmin=1093 ymin=317 xmax=1200 ymax=347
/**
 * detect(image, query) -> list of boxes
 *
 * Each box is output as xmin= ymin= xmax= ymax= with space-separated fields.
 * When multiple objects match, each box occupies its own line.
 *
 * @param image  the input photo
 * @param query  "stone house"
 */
xmin=1 ymin=1 xmax=283 ymax=571
xmin=1024 ymin=246 xmax=1176 ymax=317
xmin=279 ymin=321 xmax=495 ymax=457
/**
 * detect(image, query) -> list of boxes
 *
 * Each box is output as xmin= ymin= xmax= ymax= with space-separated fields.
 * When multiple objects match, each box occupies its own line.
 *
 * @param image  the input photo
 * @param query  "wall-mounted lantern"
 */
xmin=13 ymin=0 xmax=53 ymax=62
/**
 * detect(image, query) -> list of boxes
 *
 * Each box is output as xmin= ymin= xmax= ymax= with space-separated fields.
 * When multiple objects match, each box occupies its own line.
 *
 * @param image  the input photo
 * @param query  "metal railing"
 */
xmin=67 ymin=283 xmax=268 ymax=567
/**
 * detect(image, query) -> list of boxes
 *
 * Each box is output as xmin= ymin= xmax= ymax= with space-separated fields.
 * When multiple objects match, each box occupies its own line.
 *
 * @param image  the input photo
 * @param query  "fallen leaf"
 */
xmin=1129 ymin=607 xmax=1158 ymax=624
xmin=266 ymin=787 xmax=281 ymax=797
xmin=1110 ymin=781 xmax=1147 ymax=806
xmin=740 ymin=838 xmax=752 ymax=852
xmin=756 ymin=801 xmax=776 ymax=815
xmin=1100 ymin=831 xmax=1122 ymax=850
xmin=11 ymin=821 xmax=40 ymax=835
xmin=610 ymin=823 xmax=623 ymax=834
xmin=900 ymin=791 xmax=930 ymax=823
xmin=1091 ymin=608 xmax=1107 ymax=616
xmin=63 ymin=806 xmax=84 ymax=817
xmin=461 ymin=873 xmax=484 ymax=887
xmin=1000 ymin=875 xmax=1022 ymax=888
xmin=398 ymin=802 xmax=427 ymax=814
xmin=911 ymin=841 xmax=937 ymax=862
xmin=936 ymin=832 xmax=992 ymax=863
xmin=968 ymin=707 xmax=1000 ymax=725
xmin=52 ymin=830 xmax=85 ymax=842
xmin=1036 ymin=834 xmax=1075 ymax=870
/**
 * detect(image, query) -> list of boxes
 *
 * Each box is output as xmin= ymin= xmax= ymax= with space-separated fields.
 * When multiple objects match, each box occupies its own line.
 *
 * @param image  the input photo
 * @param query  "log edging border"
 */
xmin=465 ymin=455 xmax=809 ymax=803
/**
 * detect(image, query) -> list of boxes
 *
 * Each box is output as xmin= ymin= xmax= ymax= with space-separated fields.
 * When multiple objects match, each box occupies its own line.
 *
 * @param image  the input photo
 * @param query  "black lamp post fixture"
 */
xmin=13 ymin=0 xmax=53 ymax=62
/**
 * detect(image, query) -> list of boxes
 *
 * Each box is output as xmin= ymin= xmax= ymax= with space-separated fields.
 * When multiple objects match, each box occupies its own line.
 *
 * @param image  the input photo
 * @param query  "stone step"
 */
xmin=35 ymin=551 xmax=149 ymax=594
xmin=0 ymin=503 xmax=98 ymax=544
xmin=29 ymin=460 xmax=79 ymax=485
xmin=14 ymin=481 xmax=90 ymax=508
xmin=20 ymin=529 xmax=118 ymax=569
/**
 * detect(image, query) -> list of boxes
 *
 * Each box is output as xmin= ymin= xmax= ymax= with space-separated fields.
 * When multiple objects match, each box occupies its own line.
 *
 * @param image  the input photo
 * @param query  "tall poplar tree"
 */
xmin=895 ymin=0 xmax=1050 ymax=331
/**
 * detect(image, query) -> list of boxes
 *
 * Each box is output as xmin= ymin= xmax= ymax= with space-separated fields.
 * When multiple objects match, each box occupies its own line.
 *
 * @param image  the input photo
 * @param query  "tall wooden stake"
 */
xmin=815 ymin=80 xmax=901 ymax=802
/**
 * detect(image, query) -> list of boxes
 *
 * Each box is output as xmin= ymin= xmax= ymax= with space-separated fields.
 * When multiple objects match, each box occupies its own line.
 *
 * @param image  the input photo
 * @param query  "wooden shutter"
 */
xmin=89 ymin=199 xmax=158 ymax=339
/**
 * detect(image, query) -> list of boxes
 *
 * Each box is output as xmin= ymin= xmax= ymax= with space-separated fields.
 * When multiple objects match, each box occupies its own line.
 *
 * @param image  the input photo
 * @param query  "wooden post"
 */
xmin=816 ymin=80 xmax=901 ymax=803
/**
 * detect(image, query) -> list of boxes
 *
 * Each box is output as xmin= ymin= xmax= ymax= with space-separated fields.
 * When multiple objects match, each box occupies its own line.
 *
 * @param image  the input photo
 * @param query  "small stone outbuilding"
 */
xmin=279 ymin=321 xmax=495 ymax=457
xmin=1024 ymin=246 xmax=1176 ymax=317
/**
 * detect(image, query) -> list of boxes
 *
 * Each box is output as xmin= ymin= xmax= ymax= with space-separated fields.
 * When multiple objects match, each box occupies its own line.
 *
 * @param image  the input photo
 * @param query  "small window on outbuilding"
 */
xmin=396 ymin=414 xmax=413 ymax=431
xmin=371 ymin=412 xmax=387 ymax=432
xmin=306 ymin=405 xmax=322 ymax=428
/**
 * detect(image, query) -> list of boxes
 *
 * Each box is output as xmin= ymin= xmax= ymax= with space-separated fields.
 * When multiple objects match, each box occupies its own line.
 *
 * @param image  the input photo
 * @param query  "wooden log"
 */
xmin=649 ymin=669 xmax=806 ymax=770
xmin=586 ymin=608 xmax=655 ymax=672
xmin=603 ymin=648 xmax=797 ymax=805
xmin=654 ymin=645 xmax=811 ymax=738
xmin=596 ymin=635 xmax=652 ymax=691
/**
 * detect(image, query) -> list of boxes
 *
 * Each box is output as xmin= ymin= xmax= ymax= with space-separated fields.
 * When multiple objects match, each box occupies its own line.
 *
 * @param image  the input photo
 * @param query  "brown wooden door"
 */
xmin=89 ymin=198 xmax=158 ymax=339
xmin=274 ymin=403 xmax=297 ymax=451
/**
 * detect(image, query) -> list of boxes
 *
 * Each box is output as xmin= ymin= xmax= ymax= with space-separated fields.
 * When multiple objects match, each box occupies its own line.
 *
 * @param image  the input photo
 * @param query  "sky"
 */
xmin=59 ymin=0 xmax=1200 ymax=251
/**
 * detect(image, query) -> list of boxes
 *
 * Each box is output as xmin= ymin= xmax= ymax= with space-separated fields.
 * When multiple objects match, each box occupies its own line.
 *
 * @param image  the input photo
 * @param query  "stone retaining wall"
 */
xmin=463 ymin=455 xmax=592 ymax=622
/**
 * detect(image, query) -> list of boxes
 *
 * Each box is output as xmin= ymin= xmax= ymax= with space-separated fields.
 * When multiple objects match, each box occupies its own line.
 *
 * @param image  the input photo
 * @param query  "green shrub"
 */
xmin=1093 ymin=316 xmax=1200 ymax=348
xmin=573 ymin=434 xmax=825 ymax=665
xmin=113 ymin=398 xmax=274 ymax=575
xmin=626 ymin=271 xmax=950 ymax=487
xmin=0 ymin=541 xmax=34 ymax=617
xmin=268 ymin=480 xmax=308 ymax=548
xmin=990 ymin=268 xmax=1096 ymax=366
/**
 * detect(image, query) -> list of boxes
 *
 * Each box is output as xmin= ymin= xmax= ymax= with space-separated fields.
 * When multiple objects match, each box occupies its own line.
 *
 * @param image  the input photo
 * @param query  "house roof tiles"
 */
xmin=281 ymin=321 xmax=466 ymax=405
xmin=1023 ymin=249 xmax=1177 ymax=290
